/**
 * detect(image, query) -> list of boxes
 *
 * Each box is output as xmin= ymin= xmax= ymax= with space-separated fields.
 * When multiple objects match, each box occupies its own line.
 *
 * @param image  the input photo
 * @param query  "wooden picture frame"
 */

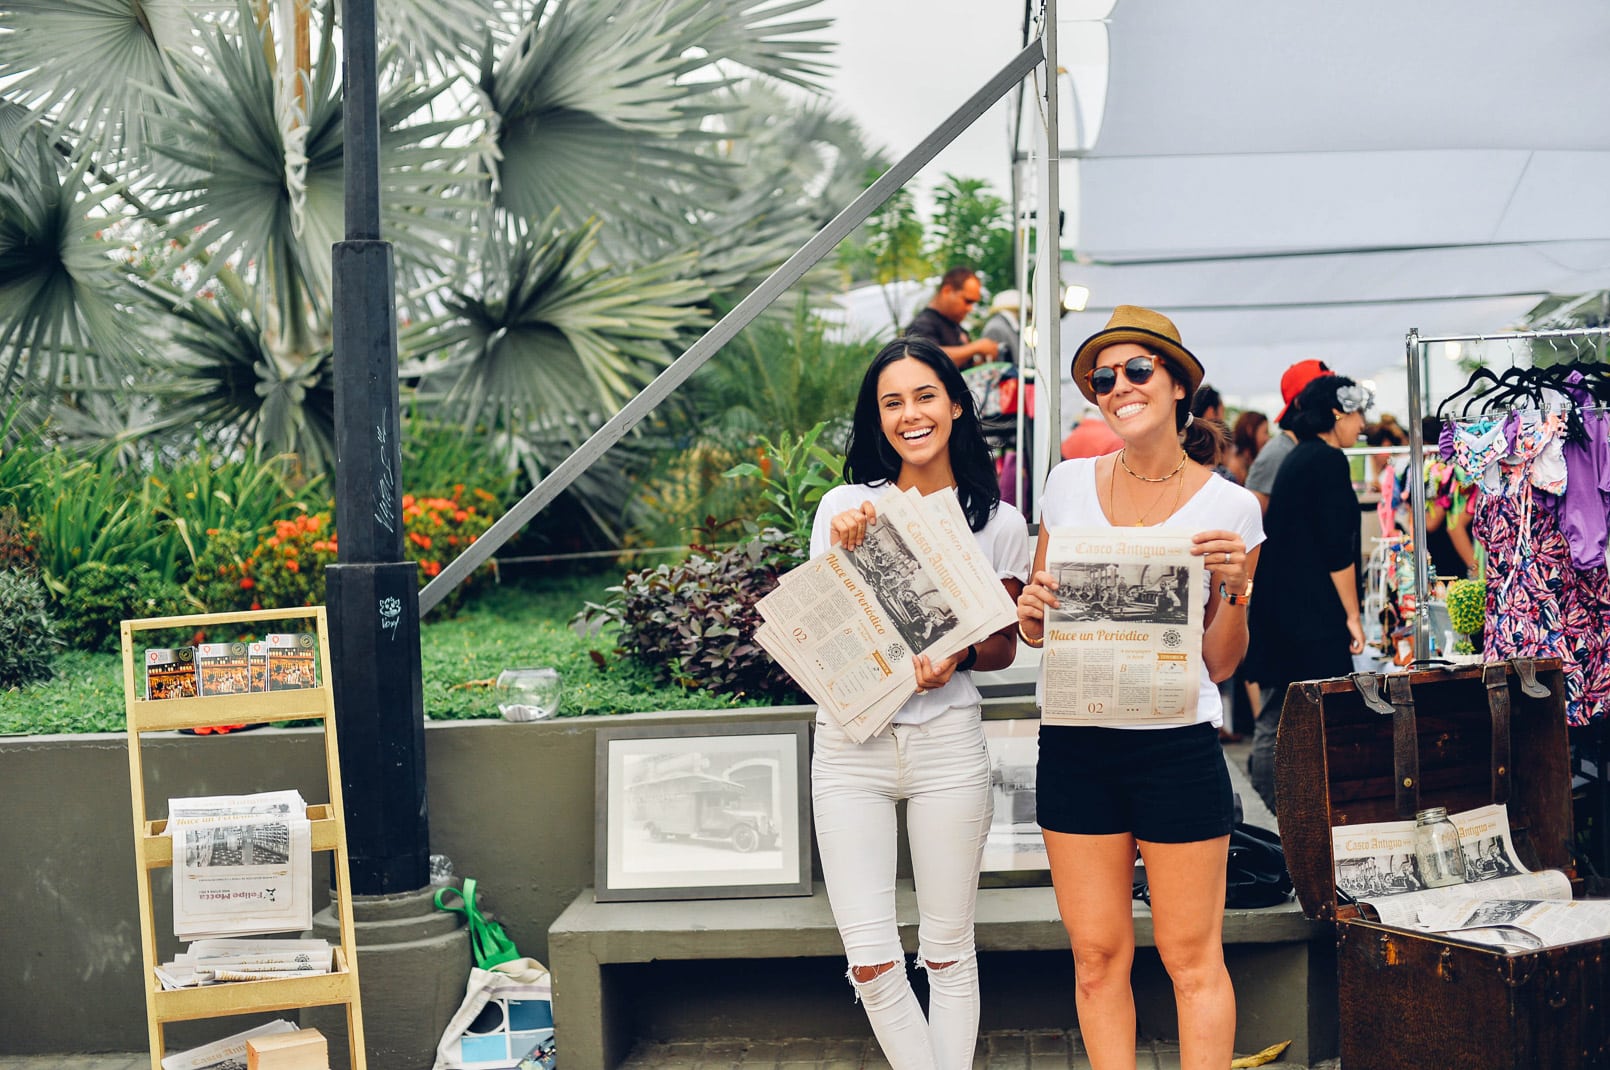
xmin=979 ymin=709 xmax=1052 ymax=888
xmin=594 ymin=720 xmax=812 ymax=902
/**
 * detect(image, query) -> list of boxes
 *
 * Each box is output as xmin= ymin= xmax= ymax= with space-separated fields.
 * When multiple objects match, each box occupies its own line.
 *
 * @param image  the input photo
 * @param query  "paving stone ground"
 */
xmin=0 ymin=1041 xmax=1342 ymax=1070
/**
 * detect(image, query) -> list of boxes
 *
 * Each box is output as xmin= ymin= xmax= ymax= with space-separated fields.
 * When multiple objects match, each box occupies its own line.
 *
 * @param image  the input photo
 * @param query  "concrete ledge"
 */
xmin=549 ymin=882 xmax=1329 ymax=1070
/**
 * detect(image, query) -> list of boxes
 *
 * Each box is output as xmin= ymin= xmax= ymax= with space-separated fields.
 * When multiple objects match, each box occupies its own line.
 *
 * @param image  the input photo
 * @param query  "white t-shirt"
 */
xmin=809 ymin=482 xmax=1030 ymax=726
xmin=1038 ymin=458 xmax=1265 ymax=729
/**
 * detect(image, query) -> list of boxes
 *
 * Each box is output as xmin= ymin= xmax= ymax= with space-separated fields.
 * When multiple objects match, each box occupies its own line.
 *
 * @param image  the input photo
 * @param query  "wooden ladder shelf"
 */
xmin=121 ymin=605 xmax=366 ymax=1070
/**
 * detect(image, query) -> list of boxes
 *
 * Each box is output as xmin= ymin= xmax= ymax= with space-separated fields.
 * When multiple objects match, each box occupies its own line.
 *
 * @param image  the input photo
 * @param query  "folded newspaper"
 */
xmin=754 ymin=486 xmax=1017 ymax=741
xmin=160 ymin=1019 xmax=300 ymax=1070
xmin=155 ymin=937 xmax=333 ymax=989
xmin=1331 ymin=802 xmax=1609 ymax=950
xmin=168 ymin=790 xmax=313 ymax=941
xmin=1039 ymin=528 xmax=1203 ymax=725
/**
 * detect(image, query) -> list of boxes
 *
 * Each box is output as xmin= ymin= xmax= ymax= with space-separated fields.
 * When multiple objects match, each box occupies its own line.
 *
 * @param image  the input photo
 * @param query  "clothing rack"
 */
xmin=1403 ymin=324 xmax=1610 ymax=659
xmin=1407 ymin=323 xmax=1610 ymax=879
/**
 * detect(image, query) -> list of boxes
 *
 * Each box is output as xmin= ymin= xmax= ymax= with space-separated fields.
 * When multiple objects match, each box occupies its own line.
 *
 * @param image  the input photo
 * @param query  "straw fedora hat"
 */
xmin=1071 ymin=305 xmax=1204 ymax=403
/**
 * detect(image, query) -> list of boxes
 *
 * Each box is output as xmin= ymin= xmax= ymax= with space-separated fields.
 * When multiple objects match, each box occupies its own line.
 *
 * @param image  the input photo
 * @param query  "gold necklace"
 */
xmin=1110 ymin=458 xmax=1187 ymax=526
xmin=1118 ymin=448 xmax=1188 ymax=483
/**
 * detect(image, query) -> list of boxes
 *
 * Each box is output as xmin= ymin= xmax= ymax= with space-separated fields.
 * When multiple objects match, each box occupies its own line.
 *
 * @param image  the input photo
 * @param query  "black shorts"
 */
xmin=1036 ymin=721 xmax=1234 ymax=843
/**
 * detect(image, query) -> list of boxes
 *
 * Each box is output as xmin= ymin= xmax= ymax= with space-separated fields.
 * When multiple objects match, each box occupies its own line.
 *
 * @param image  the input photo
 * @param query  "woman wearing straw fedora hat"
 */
xmin=1015 ymin=305 xmax=1264 ymax=1070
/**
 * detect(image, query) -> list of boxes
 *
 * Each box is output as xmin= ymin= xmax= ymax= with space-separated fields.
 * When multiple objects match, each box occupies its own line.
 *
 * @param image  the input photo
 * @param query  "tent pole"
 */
xmin=1036 ymin=0 xmax=1062 ymax=521
xmin=1404 ymin=328 xmax=1431 ymax=661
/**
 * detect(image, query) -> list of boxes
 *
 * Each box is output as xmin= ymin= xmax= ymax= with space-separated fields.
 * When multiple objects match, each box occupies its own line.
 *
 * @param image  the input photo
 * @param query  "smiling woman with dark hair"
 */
xmin=810 ymin=335 xmax=1028 ymax=1070
xmin=1245 ymin=372 xmax=1373 ymax=812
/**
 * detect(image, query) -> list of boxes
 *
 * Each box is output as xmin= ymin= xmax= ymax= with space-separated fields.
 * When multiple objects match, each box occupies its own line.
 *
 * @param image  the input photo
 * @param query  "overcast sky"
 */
xmin=809 ymin=0 xmax=1024 ymax=214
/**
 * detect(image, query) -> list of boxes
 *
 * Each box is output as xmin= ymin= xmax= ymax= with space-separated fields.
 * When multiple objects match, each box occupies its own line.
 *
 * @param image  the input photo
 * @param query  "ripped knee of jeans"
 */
xmin=916 ymin=941 xmax=976 ymax=979
xmin=848 ymin=959 xmax=901 ymax=985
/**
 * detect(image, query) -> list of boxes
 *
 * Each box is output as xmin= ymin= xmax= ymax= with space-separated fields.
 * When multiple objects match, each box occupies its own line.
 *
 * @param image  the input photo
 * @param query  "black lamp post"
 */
xmin=324 ymin=0 xmax=430 ymax=895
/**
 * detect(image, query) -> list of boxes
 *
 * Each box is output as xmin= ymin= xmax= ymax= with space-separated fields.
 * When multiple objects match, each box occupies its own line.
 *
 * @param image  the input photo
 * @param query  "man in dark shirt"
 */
xmin=905 ymin=266 xmax=999 ymax=369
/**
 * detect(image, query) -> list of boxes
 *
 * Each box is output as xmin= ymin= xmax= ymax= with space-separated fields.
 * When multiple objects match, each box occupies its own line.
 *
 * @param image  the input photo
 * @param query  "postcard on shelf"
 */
xmin=265 ymin=633 xmax=318 ymax=691
xmin=145 ymin=647 xmax=198 ymax=701
xmin=195 ymin=642 xmax=252 ymax=697
xmin=248 ymin=641 xmax=269 ymax=692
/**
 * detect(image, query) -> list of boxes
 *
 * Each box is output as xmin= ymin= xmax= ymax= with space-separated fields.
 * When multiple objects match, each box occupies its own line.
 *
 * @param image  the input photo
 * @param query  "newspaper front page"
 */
xmin=1330 ymin=803 xmax=1572 ymax=929
xmin=1039 ymin=528 xmax=1202 ymax=726
xmin=755 ymin=486 xmax=1016 ymax=741
xmin=168 ymin=791 xmax=313 ymax=941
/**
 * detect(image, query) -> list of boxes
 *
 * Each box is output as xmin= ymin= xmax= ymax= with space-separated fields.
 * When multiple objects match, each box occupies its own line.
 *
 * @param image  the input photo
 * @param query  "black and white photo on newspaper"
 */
xmin=754 ymin=485 xmax=1015 ymax=742
xmin=1038 ymin=528 xmax=1203 ymax=726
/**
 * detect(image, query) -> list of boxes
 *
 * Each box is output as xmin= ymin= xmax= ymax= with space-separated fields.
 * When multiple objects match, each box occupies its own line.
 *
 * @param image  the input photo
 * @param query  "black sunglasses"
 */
xmin=1088 ymin=354 xmax=1160 ymax=396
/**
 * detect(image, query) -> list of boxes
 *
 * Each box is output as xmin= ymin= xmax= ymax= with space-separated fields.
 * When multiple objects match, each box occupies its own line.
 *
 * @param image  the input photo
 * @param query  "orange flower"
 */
xmin=453 ymin=510 xmax=469 ymax=523
xmin=285 ymin=559 xmax=300 ymax=573
xmin=402 ymin=494 xmax=416 ymax=508
xmin=267 ymin=536 xmax=281 ymax=548
xmin=240 ymin=577 xmax=256 ymax=589
xmin=422 ymin=560 xmax=442 ymax=577
xmin=447 ymin=535 xmax=460 ymax=546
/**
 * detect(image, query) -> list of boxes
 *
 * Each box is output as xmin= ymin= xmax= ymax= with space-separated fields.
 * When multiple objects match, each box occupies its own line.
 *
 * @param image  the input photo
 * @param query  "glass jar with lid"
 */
xmin=1413 ymin=806 xmax=1467 ymax=888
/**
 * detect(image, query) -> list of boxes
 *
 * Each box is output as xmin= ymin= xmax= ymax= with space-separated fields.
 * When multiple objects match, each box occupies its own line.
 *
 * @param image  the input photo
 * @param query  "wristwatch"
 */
xmin=1220 ymin=579 xmax=1253 ymax=606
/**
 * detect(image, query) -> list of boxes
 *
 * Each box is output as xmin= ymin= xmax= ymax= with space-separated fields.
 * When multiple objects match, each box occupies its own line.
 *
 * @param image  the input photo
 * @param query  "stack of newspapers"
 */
xmin=156 ymin=937 xmax=333 ymax=990
xmin=755 ymin=486 xmax=1016 ymax=741
xmin=160 ymin=1020 xmax=301 ymax=1070
xmin=168 ymin=790 xmax=314 ymax=942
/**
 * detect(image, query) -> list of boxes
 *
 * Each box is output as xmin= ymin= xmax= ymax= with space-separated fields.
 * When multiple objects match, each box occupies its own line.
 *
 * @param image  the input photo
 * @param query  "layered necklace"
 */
xmin=1112 ymin=449 xmax=1188 ymax=526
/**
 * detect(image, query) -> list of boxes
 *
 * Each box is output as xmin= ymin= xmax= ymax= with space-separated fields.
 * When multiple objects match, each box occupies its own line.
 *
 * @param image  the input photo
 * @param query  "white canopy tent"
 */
xmin=1018 ymin=0 xmax=1610 ymax=415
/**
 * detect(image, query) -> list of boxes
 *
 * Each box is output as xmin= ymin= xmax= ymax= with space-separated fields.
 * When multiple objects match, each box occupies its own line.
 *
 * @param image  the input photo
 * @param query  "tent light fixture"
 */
xmin=1062 ymin=285 xmax=1090 ymax=313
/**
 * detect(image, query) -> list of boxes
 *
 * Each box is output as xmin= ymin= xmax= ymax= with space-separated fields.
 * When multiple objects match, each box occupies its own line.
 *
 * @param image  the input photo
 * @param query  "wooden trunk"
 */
xmin=1276 ymin=659 xmax=1610 ymax=1070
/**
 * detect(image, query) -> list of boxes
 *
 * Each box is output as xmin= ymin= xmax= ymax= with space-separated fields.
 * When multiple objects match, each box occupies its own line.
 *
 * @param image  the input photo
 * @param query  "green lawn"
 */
xmin=0 ymin=568 xmax=763 ymax=736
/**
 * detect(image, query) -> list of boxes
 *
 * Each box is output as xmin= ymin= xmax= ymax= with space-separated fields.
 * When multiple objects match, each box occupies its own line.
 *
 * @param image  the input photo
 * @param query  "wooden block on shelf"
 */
xmin=247 ymin=1026 xmax=329 ymax=1069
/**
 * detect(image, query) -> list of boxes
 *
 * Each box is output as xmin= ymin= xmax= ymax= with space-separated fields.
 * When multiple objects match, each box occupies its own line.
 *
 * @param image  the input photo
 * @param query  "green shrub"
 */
xmin=0 ymin=569 xmax=61 ymax=688
xmin=723 ymin=422 xmax=844 ymax=546
xmin=581 ymin=528 xmax=804 ymax=702
xmin=57 ymin=561 xmax=192 ymax=653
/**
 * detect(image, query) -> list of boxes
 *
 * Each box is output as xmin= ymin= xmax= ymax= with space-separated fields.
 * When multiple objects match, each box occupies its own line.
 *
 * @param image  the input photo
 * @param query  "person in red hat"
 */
xmin=1016 ymin=305 xmax=1263 ymax=1070
xmin=1244 ymin=359 xmax=1333 ymax=513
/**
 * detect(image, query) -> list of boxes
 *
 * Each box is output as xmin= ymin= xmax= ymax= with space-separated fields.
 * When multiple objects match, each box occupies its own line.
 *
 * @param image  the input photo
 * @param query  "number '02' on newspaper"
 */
xmin=1039 ymin=528 xmax=1203 ymax=726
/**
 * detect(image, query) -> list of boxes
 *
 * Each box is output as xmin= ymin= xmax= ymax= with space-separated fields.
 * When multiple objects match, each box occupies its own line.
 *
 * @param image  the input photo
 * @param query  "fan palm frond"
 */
xmin=407 ymin=213 xmax=710 ymax=436
xmin=144 ymin=2 xmax=483 ymax=349
xmin=129 ymin=279 xmax=338 ymax=470
xmin=0 ymin=0 xmax=228 ymax=152
xmin=0 ymin=114 xmax=140 ymax=401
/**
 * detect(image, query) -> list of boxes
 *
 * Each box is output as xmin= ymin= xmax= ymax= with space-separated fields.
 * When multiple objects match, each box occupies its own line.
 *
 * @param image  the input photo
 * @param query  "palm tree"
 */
xmin=0 ymin=0 xmax=865 ymax=516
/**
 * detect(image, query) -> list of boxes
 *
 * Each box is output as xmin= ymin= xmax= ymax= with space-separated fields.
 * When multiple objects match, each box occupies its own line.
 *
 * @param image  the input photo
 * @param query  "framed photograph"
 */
xmin=595 ymin=720 xmax=811 ymax=902
xmin=980 ymin=712 xmax=1051 ymax=887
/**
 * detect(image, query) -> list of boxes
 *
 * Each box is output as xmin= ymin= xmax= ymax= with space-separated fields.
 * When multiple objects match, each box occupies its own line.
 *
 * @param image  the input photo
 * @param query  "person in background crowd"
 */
xmin=1191 ymin=384 xmax=1236 ymax=483
xmin=1228 ymin=411 xmax=1269 ymax=485
xmin=1244 ymin=373 xmax=1372 ymax=813
xmin=1365 ymin=417 xmax=1410 ymax=537
xmin=905 ymin=267 xmax=1000 ymax=370
xmin=1018 ymin=305 xmax=1263 ymax=1070
xmin=810 ymin=336 xmax=1028 ymax=1070
xmin=977 ymin=289 xmax=1021 ymax=367
xmin=1245 ymin=359 xmax=1334 ymax=513
xmin=1061 ymin=404 xmax=1124 ymax=459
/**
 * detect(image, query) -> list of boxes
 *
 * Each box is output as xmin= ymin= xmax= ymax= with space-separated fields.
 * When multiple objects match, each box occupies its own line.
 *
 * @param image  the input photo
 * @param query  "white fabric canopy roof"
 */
xmin=1036 ymin=0 xmax=1610 ymax=408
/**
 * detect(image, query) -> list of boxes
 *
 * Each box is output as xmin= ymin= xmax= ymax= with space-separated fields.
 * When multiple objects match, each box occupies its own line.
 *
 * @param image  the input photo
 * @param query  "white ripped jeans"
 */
xmin=812 ymin=705 xmax=994 ymax=1070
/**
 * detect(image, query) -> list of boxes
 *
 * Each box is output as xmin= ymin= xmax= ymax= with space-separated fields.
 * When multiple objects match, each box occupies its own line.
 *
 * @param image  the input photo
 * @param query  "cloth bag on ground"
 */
xmin=433 ymin=957 xmax=556 ymax=1070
